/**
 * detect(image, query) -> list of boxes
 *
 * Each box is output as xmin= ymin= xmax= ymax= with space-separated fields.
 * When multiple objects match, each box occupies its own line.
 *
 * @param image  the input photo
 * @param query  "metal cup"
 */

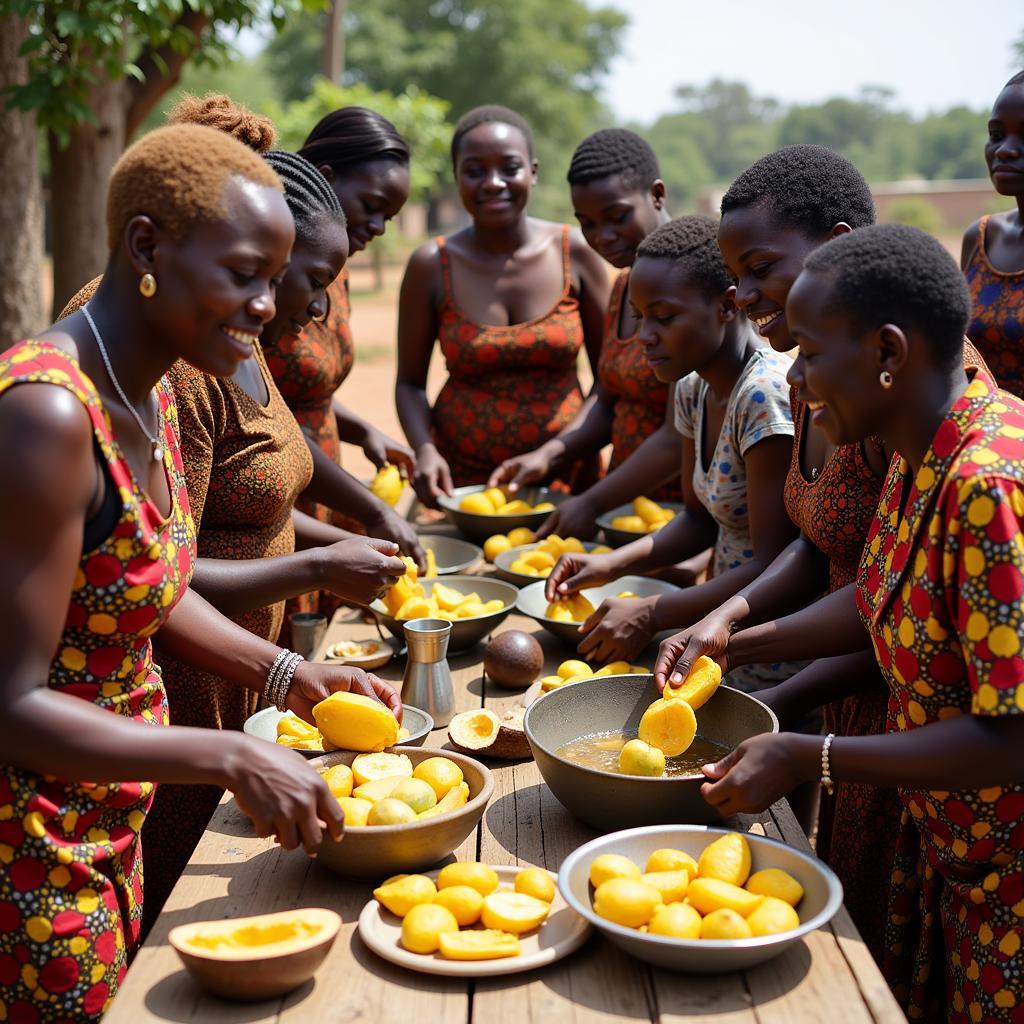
xmin=401 ymin=618 xmax=455 ymax=727
xmin=290 ymin=612 xmax=328 ymax=661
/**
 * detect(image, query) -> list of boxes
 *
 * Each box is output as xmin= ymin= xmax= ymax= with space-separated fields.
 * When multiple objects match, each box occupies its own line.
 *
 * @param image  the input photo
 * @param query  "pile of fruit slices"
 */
xmin=538 ymin=658 xmax=649 ymax=693
xmin=459 ymin=487 xmax=555 ymax=517
xmin=543 ymin=588 xmax=641 ymax=624
xmin=610 ymin=496 xmax=677 ymax=534
xmin=374 ymin=862 xmax=556 ymax=960
xmin=590 ymin=833 xmax=805 ymax=939
xmin=275 ymin=707 xmax=411 ymax=752
xmin=381 ymin=558 xmax=503 ymax=621
xmin=501 ymin=534 xmax=612 ymax=578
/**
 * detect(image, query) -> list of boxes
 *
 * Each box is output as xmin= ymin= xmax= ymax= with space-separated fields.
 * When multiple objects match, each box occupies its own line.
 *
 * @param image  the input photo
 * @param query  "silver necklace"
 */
xmin=81 ymin=302 xmax=164 ymax=462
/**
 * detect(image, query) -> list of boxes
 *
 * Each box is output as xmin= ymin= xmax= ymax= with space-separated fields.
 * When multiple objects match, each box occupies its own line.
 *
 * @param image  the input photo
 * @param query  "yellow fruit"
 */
xmin=662 ymin=655 xmax=723 ymax=709
xmin=745 ymin=868 xmax=804 ymax=907
xmin=460 ymin=492 xmax=496 ymax=515
xmin=546 ymin=602 xmax=576 ymax=622
xmin=523 ymin=550 xmax=556 ymax=570
xmin=322 ymin=764 xmax=354 ymax=799
xmin=374 ymin=874 xmax=437 ymax=917
xmin=276 ymin=712 xmax=319 ymax=739
xmin=454 ymin=601 xmax=486 ymax=618
xmin=697 ymin=832 xmax=751 ymax=887
xmin=596 ymin=660 xmax=632 ymax=675
xmin=369 ymin=463 xmax=403 ymax=506
xmin=401 ymin=903 xmax=459 ymax=954
xmin=539 ymin=674 xmax=566 ymax=692
xmin=509 ymin=558 xmax=539 ymax=576
xmin=557 ymin=659 xmax=592 ymax=680
xmin=413 ymin=757 xmax=464 ymax=801
xmin=687 ymin=877 xmax=763 ymax=918
xmin=389 ymin=778 xmax=438 ymax=814
xmin=480 ymin=891 xmax=551 ymax=933
xmin=395 ymin=595 xmax=437 ymax=620
xmin=646 ymin=848 xmax=699 ymax=876
xmin=616 ymin=591 xmax=639 ymax=599
xmin=433 ymin=885 xmax=484 ymax=926
xmin=437 ymin=862 xmax=500 ymax=896
xmin=429 ymin=581 xmax=464 ymax=612
xmin=592 ymin=878 xmax=662 ymax=929
xmin=367 ymin=798 xmax=417 ymax=826
xmin=746 ymin=896 xmax=801 ymax=936
xmin=514 ymin=867 xmax=556 ymax=903
xmin=423 ymin=547 xmax=437 ymax=579
xmin=506 ymin=527 xmax=536 ymax=546
xmin=638 ymin=697 xmax=697 ymax=757
xmin=560 ymin=537 xmax=585 ymax=553
xmin=589 ymin=853 xmax=641 ymax=888
xmin=417 ymin=781 xmax=470 ymax=819
xmin=610 ymin=514 xmax=646 ymax=532
xmin=545 ymin=595 xmax=595 ymax=623
xmin=483 ymin=534 xmax=512 ymax=561
xmin=533 ymin=501 xmax=555 ymax=513
xmin=618 ymin=739 xmax=665 ymax=777
xmin=352 ymin=752 xmax=413 ymax=786
xmin=337 ymin=796 xmax=373 ymax=827
xmin=312 ymin=692 xmax=400 ymax=752
xmin=384 ymin=572 xmax=422 ymax=615
xmin=640 ymin=870 xmax=690 ymax=904
xmin=439 ymin=929 xmax=521 ymax=960
xmin=397 ymin=726 xmax=410 ymax=741
xmin=352 ymin=776 xmax=405 ymax=802
xmin=591 ymin=544 xmax=612 ymax=554
xmin=276 ymin=735 xmax=322 ymax=750
xmin=700 ymin=908 xmax=753 ymax=940
xmin=628 ymin=665 xmax=649 ymax=674
xmin=483 ymin=487 xmax=507 ymax=511
xmin=633 ymin=495 xmax=665 ymax=526
xmin=496 ymin=499 xmax=532 ymax=515
xmin=648 ymin=902 xmax=702 ymax=939
xmin=482 ymin=599 xmax=505 ymax=613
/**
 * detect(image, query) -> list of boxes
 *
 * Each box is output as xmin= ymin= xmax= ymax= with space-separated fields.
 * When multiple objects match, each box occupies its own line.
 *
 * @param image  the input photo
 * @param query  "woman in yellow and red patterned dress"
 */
xmin=675 ymin=225 xmax=1024 ymax=1022
xmin=0 ymin=125 xmax=399 ymax=1024
xmin=397 ymin=105 xmax=610 ymax=505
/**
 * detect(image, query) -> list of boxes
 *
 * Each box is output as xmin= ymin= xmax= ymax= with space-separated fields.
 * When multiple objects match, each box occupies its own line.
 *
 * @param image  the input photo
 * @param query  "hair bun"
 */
xmin=167 ymin=92 xmax=277 ymax=153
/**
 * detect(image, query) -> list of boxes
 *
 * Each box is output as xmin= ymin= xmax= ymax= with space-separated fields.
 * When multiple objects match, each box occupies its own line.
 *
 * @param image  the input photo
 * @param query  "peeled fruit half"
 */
xmin=697 ymin=832 xmax=751 ymax=887
xmin=352 ymin=752 xmax=413 ymax=787
xmin=389 ymin=778 xmax=438 ymax=814
xmin=545 ymin=595 xmax=595 ymax=623
xmin=439 ymin=929 xmax=521 ymax=960
xmin=745 ymin=868 xmax=804 ymax=907
xmin=417 ymin=781 xmax=470 ymax=819
xmin=640 ymin=870 xmax=690 ymax=904
xmin=700 ymin=907 xmax=753 ymax=940
xmin=648 ymin=902 xmax=702 ymax=939
xmin=352 ymin=776 xmax=405 ymax=803
xmin=592 ymin=878 xmax=662 ymax=929
xmin=480 ymin=891 xmax=551 ymax=934
xmin=401 ymin=903 xmax=459 ymax=954
xmin=460 ymin=492 xmax=495 ymax=515
xmin=637 ymin=697 xmax=697 ymax=757
xmin=312 ymin=692 xmax=399 ymax=752
xmin=373 ymin=874 xmax=438 ymax=917
xmin=483 ymin=534 xmax=512 ymax=562
xmin=447 ymin=707 xmax=531 ymax=760
xmin=746 ymin=896 xmax=801 ymax=936
xmin=321 ymin=764 xmax=354 ymax=799
xmin=646 ymin=848 xmax=699 ymax=876
xmin=336 ymin=796 xmax=373 ymax=827
xmin=175 ymin=907 xmax=339 ymax=954
xmin=514 ymin=867 xmax=555 ymax=904
xmin=506 ymin=527 xmax=535 ymax=546
xmin=618 ymin=738 xmax=665 ymax=777
xmin=413 ymin=756 xmax=464 ymax=801
xmin=589 ymin=853 xmax=642 ymax=888
xmin=366 ymin=798 xmax=417 ymax=826
xmin=687 ymin=877 xmax=763 ymax=918
xmin=662 ymin=655 xmax=722 ymax=710
xmin=437 ymin=861 xmax=500 ymax=896
xmin=369 ymin=463 xmax=403 ymax=506
xmin=433 ymin=885 xmax=484 ymax=926
xmin=557 ymin=659 xmax=592 ymax=680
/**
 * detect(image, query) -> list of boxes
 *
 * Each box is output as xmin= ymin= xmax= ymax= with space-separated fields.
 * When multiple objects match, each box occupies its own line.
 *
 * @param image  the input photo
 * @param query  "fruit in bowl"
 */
xmin=610 ymin=496 xmax=678 ymax=534
xmin=382 ymin=560 xmax=504 ymax=621
xmin=276 ymin=706 xmax=411 ymax=752
xmin=499 ymin=534 xmax=612 ymax=576
xmin=460 ymin=487 xmax=556 ymax=517
xmin=537 ymin=658 xmax=649 ymax=693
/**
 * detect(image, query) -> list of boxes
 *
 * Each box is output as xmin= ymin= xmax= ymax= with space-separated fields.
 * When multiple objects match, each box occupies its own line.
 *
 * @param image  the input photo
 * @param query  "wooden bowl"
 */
xmin=169 ymin=907 xmax=340 ymax=1000
xmin=309 ymin=746 xmax=494 ymax=879
xmin=436 ymin=485 xmax=564 ymax=541
xmin=596 ymin=501 xmax=686 ymax=548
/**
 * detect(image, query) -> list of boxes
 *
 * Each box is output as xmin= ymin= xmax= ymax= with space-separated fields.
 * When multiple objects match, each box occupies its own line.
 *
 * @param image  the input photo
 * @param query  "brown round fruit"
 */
xmin=483 ymin=631 xmax=544 ymax=689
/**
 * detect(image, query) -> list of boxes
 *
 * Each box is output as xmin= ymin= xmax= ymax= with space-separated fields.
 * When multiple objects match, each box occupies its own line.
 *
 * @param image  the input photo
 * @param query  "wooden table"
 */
xmin=106 ymin=542 xmax=905 ymax=1023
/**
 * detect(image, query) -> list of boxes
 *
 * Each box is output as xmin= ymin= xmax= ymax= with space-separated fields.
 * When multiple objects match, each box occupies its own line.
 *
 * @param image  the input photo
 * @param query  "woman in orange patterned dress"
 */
xmin=0 ymin=126 xmax=398 ymax=1024
xmin=962 ymin=71 xmax=1024 ymax=398
xmin=397 ymin=105 xmax=610 ymax=504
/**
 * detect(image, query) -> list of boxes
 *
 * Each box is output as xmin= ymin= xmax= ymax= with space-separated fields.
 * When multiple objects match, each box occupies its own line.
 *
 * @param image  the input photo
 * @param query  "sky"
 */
xmin=596 ymin=0 xmax=1023 ymax=123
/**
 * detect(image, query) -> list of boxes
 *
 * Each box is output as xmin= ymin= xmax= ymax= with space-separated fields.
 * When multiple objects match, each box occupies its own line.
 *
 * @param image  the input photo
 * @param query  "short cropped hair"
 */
xmin=566 ymin=128 xmax=660 ymax=191
xmin=451 ymin=105 xmax=534 ymax=165
xmin=636 ymin=215 xmax=733 ymax=300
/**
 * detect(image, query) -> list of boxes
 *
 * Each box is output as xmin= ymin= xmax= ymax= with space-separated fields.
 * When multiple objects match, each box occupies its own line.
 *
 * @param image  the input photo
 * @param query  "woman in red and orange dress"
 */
xmin=397 ymin=105 xmax=610 ymax=504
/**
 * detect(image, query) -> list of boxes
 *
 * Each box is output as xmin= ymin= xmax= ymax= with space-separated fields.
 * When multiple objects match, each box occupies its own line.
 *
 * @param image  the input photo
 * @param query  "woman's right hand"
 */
xmin=412 ymin=443 xmax=454 ymax=509
xmin=535 ymin=493 xmax=599 ymax=540
xmin=544 ymin=552 xmax=618 ymax=601
xmin=487 ymin=444 xmax=557 ymax=493
xmin=221 ymin=735 xmax=344 ymax=855
xmin=653 ymin=613 xmax=734 ymax=689
xmin=318 ymin=536 xmax=407 ymax=605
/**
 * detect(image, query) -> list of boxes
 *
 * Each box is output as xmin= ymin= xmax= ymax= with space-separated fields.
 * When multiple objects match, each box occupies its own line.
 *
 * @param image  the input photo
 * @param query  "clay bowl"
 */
xmin=596 ymin=501 xmax=686 ymax=548
xmin=524 ymin=675 xmax=778 ymax=829
xmin=309 ymin=746 xmax=494 ymax=879
xmin=515 ymin=576 xmax=681 ymax=646
xmin=559 ymin=825 xmax=842 ymax=972
xmin=437 ymin=485 xmax=564 ymax=542
xmin=370 ymin=575 xmax=517 ymax=653
xmin=493 ymin=540 xmax=608 ymax=587
xmin=420 ymin=534 xmax=483 ymax=575
xmin=243 ymin=705 xmax=433 ymax=759
xmin=169 ymin=907 xmax=341 ymax=1000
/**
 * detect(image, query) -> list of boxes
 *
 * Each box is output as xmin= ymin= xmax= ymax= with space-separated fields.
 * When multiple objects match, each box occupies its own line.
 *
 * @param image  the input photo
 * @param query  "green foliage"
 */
xmin=885 ymin=196 xmax=943 ymax=233
xmin=266 ymin=79 xmax=453 ymax=202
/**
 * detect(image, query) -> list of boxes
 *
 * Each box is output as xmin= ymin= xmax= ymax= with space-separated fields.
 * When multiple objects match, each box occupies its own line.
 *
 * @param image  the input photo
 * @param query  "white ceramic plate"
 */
xmin=357 ymin=864 xmax=591 ymax=977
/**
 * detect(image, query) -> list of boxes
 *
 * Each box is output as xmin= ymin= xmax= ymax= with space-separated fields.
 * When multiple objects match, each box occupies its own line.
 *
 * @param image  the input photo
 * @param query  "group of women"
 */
xmin=1 ymin=68 xmax=1023 ymax=1024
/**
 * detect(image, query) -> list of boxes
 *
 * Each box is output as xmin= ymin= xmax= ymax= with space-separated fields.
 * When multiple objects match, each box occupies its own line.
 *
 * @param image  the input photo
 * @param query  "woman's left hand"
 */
xmin=577 ymin=595 xmax=658 ymax=664
xmin=699 ymin=733 xmax=815 ymax=816
xmin=363 ymin=427 xmax=416 ymax=480
xmin=287 ymin=661 xmax=403 ymax=723
xmin=366 ymin=508 xmax=427 ymax=573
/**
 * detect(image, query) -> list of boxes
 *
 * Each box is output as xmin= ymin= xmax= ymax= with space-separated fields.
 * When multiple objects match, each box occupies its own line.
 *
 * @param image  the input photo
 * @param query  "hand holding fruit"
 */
xmin=535 ymin=493 xmax=600 ymax=541
xmin=543 ymin=551 xmax=618 ymax=602
xmin=361 ymin=428 xmax=416 ymax=479
xmin=486 ymin=442 xmax=560 ymax=494
xmin=411 ymin=443 xmax=454 ymax=508
xmin=700 ymin=733 xmax=815 ymax=816
xmin=288 ymin=660 xmax=402 ymax=724
xmin=653 ymin=613 xmax=733 ymax=690
xmin=365 ymin=507 xmax=427 ymax=573
xmin=318 ymin=536 xmax=407 ymax=605
xmin=577 ymin=595 xmax=659 ymax=664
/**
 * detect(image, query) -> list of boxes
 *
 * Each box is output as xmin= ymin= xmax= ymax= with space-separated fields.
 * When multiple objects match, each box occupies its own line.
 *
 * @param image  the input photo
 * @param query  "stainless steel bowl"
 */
xmin=436 ymin=485 xmax=564 ymax=542
xmin=524 ymin=675 xmax=778 ymax=828
xmin=420 ymin=534 xmax=483 ymax=575
xmin=596 ymin=501 xmax=686 ymax=548
xmin=493 ymin=540 xmax=608 ymax=587
xmin=559 ymin=824 xmax=843 ymax=972
xmin=515 ymin=575 xmax=681 ymax=646
xmin=370 ymin=575 xmax=518 ymax=653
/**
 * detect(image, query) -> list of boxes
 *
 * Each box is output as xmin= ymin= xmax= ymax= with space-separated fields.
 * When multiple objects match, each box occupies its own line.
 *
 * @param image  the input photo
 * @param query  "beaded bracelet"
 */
xmin=820 ymin=732 xmax=836 ymax=796
xmin=264 ymin=649 xmax=303 ymax=712
xmin=275 ymin=653 xmax=304 ymax=712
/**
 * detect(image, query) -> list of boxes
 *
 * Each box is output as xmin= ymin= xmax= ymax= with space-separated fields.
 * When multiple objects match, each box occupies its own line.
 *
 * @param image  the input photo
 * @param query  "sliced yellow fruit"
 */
xmin=482 ymin=599 xmax=505 ymax=614
xmin=483 ymin=487 xmax=507 ymax=511
xmin=687 ymin=877 xmax=764 ymax=918
xmin=276 ymin=712 xmax=319 ymax=739
xmin=557 ymin=659 xmax=592 ymax=680
xmin=697 ymin=832 xmax=751 ymax=887
xmin=509 ymin=558 xmax=538 ymax=576
xmin=438 ymin=929 xmax=521 ymax=960
xmin=369 ymin=463 xmax=403 ymax=506
xmin=437 ymin=862 xmax=499 ymax=896
xmin=640 ymin=870 xmax=690 ymax=904
xmin=496 ymin=499 xmax=532 ymax=515
xmin=413 ymin=756 xmax=464 ymax=801
xmin=352 ymin=776 xmax=406 ymax=803
xmin=646 ymin=848 xmax=699 ymax=876
xmin=618 ymin=739 xmax=665 ymax=777
xmin=539 ymin=674 xmax=566 ymax=692
xmin=321 ymin=763 xmax=354 ymax=799
xmin=460 ymin=492 xmax=496 ymax=515
xmin=352 ymin=752 xmax=413 ymax=787
xmin=395 ymin=595 xmax=437 ymax=620
xmin=514 ymin=867 xmax=555 ymax=903
xmin=367 ymin=798 xmax=417 ymax=826
xmin=592 ymin=878 xmax=662 ymax=929
xmin=633 ymin=495 xmax=668 ymax=526
xmin=700 ymin=907 xmax=753 ymax=940
xmin=312 ymin=692 xmax=400 ymax=752
xmin=661 ymin=655 xmax=723 ymax=709
xmin=483 ymin=534 xmax=512 ymax=562
xmin=745 ymin=868 xmax=804 ymax=907
xmin=596 ymin=660 xmax=632 ymax=675
xmin=533 ymin=501 xmax=555 ymax=513
xmin=480 ymin=891 xmax=551 ymax=934
xmin=389 ymin=778 xmax=438 ymax=814
xmin=336 ymin=796 xmax=373 ymax=827
xmin=523 ymin=550 xmax=556 ymax=571
xmin=432 ymin=581 xmax=468 ymax=612
xmin=649 ymin=901 xmax=702 ymax=939
xmin=423 ymin=547 xmax=437 ymax=579
xmin=276 ymin=735 xmax=322 ymax=750
xmin=417 ymin=781 xmax=470 ymax=819
xmin=589 ymin=853 xmax=641 ymax=888
xmin=401 ymin=903 xmax=459 ymax=954
xmin=610 ymin=514 xmax=646 ymax=532
xmin=637 ymin=697 xmax=697 ymax=757
xmin=433 ymin=885 xmax=484 ymax=926
xmin=374 ymin=873 xmax=437 ymax=917
xmin=746 ymin=895 xmax=801 ymax=936
xmin=506 ymin=527 xmax=536 ymax=546
xmin=453 ymin=600 xmax=485 ymax=618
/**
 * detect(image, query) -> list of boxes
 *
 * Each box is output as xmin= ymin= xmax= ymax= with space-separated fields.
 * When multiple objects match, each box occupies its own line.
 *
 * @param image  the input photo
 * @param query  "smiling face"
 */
xmin=628 ymin=255 xmax=731 ymax=383
xmin=571 ymin=174 xmax=665 ymax=268
xmin=325 ymin=158 xmax=410 ymax=254
xmin=986 ymin=84 xmax=1024 ymax=197
xmin=454 ymin=122 xmax=537 ymax=227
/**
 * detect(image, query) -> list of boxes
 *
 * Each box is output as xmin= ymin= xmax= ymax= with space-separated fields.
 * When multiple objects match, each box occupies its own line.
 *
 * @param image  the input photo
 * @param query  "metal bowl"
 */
xmin=559 ymin=824 xmax=842 ymax=972
xmin=596 ymin=501 xmax=686 ymax=548
xmin=309 ymin=746 xmax=494 ymax=880
xmin=524 ymin=675 xmax=778 ymax=829
xmin=243 ymin=705 xmax=433 ymax=758
xmin=420 ymin=534 xmax=483 ymax=575
xmin=436 ymin=485 xmax=564 ymax=542
xmin=515 ymin=576 xmax=681 ymax=646
xmin=370 ymin=575 xmax=518 ymax=653
xmin=493 ymin=540 xmax=607 ymax=587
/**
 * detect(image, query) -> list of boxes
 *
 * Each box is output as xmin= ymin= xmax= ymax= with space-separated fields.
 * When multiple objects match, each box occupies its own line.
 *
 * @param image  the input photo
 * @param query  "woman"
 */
xmin=397 ymin=105 xmax=610 ymax=504
xmin=488 ymin=128 xmax=683 ymax=540
xmin=263 ymin=106 xmax=417 ymax=621
xmin=683 ymin=224 xmax=1024 ymax=1022
xmin=962 ymin=70 xmax=1024 ymax=398
xmin=543 ymin=216 xmax=798 ymax=685
xmin=0 ymin=124 xmax=399 ymax=1023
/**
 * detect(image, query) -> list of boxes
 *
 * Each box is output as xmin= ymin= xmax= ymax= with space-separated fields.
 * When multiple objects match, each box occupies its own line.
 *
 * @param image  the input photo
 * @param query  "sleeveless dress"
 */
xmin=596 ymin=270 xmax=681 ymax=502
xmin=140 ymin=343 xmax=314 ymax=932
xmin=263 ymin=270 xmax=360 ymax=624
xmin=964 ymin=215 xmax=1024 ymax=398
xmin=0 ymin=340 xmax=195 ymax=1023
xmin=431 ymin=226 xmax=602 ymax=489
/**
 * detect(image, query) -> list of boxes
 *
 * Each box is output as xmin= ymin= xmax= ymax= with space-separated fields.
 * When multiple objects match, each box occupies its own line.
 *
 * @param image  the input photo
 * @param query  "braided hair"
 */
xmin=262 ymin=150 xmax=345 ymax=242
xmin=636 ymin=216 xmax=733 ymax=300
xmin=299 ymin=106 xmax=409 ymax=173
xmin=567 ymin=128 xmax=660 ymax=191
xmin=450 ymin=105 xmax=534 ymax=165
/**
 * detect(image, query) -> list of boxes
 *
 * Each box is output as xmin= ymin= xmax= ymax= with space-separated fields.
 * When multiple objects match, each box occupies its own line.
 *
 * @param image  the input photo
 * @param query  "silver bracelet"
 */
xmin=820 ymin=732 xmax=836 ymax=796
xmin=264 ymin=649 xmax=293 ymax=709
xmin=275 ymin=652 xmax=304 ymax=712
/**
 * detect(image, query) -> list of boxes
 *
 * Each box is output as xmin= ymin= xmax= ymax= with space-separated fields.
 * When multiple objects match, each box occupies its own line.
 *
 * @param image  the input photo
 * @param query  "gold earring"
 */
xmin=139 ymin=273 xmax=157 ymax=298
xmin=880 ymin=370 xmax=893 ymax=389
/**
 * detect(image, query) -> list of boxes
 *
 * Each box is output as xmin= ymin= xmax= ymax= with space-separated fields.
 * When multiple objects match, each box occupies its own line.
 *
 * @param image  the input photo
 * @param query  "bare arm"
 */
xmin=331 ymin=396 xmax=416 ymax=478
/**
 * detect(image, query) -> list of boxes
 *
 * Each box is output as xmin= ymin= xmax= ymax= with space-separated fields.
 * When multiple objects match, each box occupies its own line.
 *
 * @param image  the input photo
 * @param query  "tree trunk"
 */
xmin=48 ymin=76 xmax=127 ymax=320
xmin=0 ymin=15 xmax=45 ymax=341
xmin=322 ymin=0 xmax=348 ymax=82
